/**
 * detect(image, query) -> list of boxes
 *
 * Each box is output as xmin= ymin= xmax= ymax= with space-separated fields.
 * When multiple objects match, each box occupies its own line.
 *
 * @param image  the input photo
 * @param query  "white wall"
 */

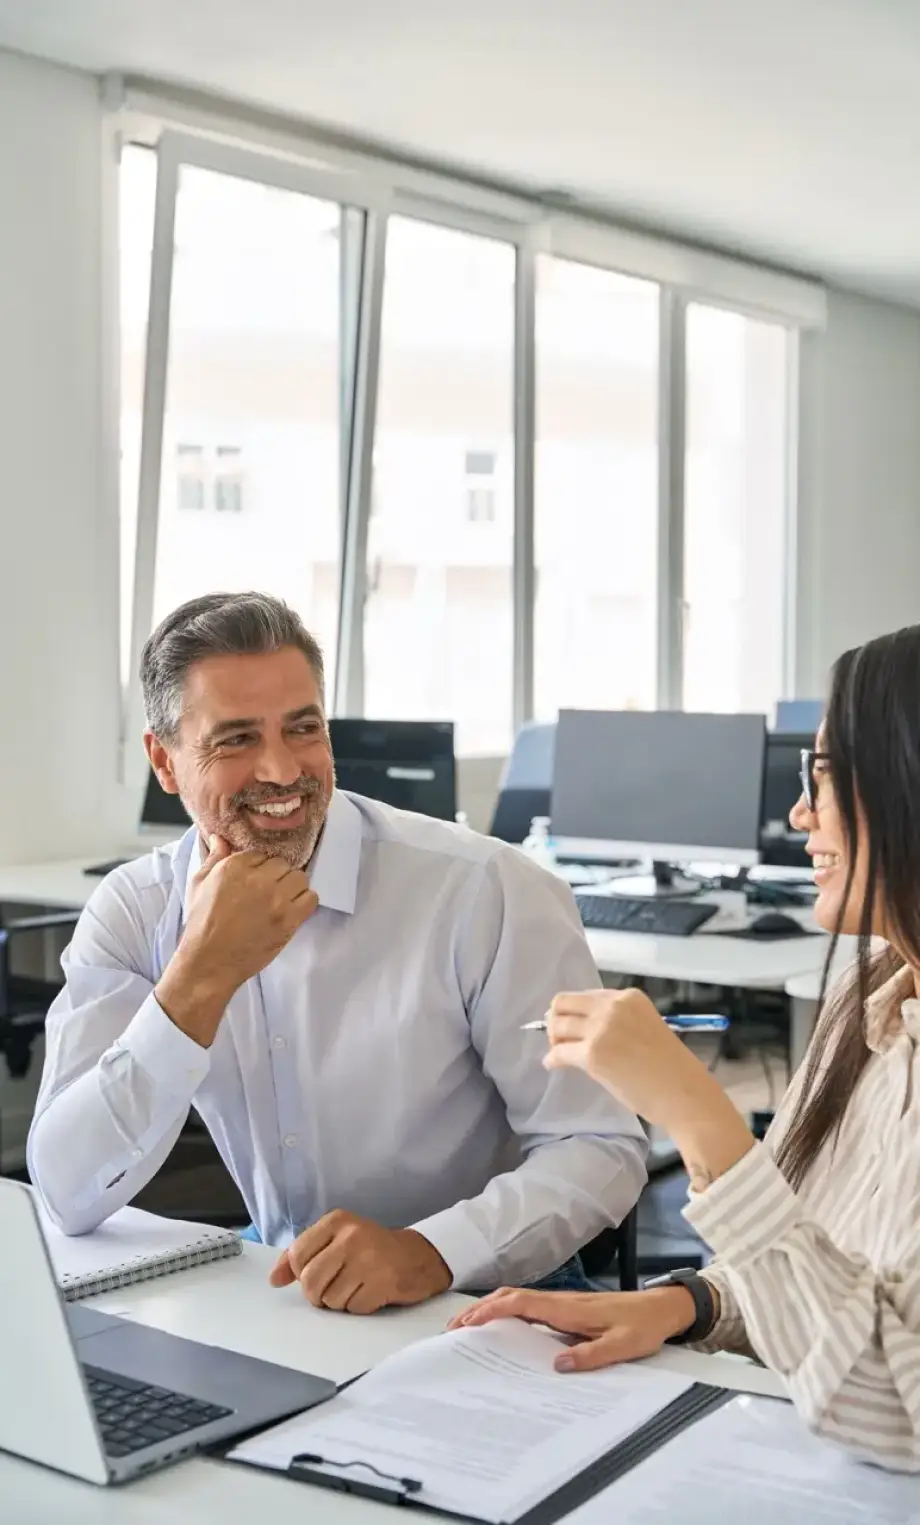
xmin=0 ymin=51 xmax=124 ymax=864
xmin=0 ymin=52 xmax=118 ymax=1163
xmin=795 ymin=289 xmax=920 ymax=696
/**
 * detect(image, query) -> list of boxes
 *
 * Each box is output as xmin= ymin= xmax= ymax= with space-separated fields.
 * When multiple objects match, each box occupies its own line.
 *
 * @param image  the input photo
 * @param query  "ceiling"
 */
xmin=3 ymin=0 xmax=920 ymax=304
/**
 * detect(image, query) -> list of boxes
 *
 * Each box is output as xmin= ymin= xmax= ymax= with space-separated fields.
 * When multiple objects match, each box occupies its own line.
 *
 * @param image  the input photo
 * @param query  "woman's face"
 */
xmin=790 ymin=727 xmax=874 ymax=936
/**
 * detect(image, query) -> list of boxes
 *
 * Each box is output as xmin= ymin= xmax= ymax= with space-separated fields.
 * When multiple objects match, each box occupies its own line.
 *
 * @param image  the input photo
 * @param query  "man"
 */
xmin=30 ymin=592 xmax=646 ymax=1312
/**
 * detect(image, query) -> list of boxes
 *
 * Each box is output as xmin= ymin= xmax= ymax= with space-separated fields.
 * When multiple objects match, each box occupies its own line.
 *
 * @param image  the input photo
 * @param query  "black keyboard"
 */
xmin=85 ymin=1366 xmax=232 ymax=1457
xmin=83 ymin=859 xmax=129 ymax=878
xmin=575 ymin=895 xmax=719 ymax=937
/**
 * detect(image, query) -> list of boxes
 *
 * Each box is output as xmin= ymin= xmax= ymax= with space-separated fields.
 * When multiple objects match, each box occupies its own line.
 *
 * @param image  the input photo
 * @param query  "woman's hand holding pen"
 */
xmin=541 ymin=989 xmax=755 ymax=1191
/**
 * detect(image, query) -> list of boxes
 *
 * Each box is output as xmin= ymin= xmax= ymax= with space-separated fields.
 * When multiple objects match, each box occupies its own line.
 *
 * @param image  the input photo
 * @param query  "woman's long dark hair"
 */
xmin=774 ymin=625 xmax=920 ymax=1190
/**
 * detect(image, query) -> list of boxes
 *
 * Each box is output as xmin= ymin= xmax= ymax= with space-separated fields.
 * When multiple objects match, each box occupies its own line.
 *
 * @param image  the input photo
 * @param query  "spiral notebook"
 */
xmin=37 ymin=1200 xmax=242 ymax=1300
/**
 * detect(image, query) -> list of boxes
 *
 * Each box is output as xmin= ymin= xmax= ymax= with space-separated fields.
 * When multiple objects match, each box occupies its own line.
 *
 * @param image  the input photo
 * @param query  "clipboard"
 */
xmin=214 ymin=1381 xmax=732 ymax=1522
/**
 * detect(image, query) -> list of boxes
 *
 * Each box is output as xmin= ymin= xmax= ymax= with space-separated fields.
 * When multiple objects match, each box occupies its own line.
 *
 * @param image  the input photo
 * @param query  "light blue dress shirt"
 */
xmin=29 ymin=792 xmax=647 ymax=1290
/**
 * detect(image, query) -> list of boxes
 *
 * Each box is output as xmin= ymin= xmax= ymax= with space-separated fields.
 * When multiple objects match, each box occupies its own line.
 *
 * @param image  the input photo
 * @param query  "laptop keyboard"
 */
xmin=84 ymin=1365 xmax=233 ymax=1457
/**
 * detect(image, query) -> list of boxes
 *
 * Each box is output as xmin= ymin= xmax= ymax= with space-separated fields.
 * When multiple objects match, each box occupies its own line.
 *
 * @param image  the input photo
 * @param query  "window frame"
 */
xmin=114 ymin=112 xmax=817 ymax=765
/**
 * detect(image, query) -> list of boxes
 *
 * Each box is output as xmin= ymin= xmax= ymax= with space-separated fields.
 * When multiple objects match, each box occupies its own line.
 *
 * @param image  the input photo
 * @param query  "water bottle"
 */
xmin=521 ymin=816 xmax=556 ymax=872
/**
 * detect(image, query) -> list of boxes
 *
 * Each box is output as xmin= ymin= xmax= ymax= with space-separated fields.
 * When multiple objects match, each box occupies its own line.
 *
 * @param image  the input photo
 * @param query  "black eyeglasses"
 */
xmin=800 ymin=749 xmax=831 ymax=812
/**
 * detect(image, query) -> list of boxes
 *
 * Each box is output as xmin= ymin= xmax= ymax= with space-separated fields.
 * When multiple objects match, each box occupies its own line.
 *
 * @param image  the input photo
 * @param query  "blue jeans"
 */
xmin=240 ymin=1223 xmax=591 ymax=1292
xmin=521 ymin=1255 xmax=593 ymax=1293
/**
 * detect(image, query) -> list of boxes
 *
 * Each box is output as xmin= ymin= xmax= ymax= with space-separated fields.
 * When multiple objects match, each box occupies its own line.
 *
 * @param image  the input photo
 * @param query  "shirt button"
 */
xmin=273 ymin=1036 xmax=287 ymax=1049
xmin=283 ymin=1134 xmax=298 ymax=1149
xmin=132 ymin=1149 xmax=143 ymax=1160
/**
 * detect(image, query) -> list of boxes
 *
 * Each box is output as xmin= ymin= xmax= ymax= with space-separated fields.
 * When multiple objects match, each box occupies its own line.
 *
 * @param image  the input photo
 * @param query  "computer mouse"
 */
xmin=749 ymin=911 xmax=807 ymax=938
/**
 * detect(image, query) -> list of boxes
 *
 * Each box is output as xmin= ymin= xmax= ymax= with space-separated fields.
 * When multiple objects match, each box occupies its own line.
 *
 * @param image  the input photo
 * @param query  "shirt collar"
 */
xmin=179 ymin=788 xmax=362 ymax=919
xmin=864 ymin=962 xmax=920 ymax=1053
xmin=306 ymin=789 xmax=362 ymax=914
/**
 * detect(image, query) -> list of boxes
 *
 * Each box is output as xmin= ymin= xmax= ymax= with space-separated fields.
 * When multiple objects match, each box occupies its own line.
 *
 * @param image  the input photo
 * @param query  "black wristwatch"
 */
xmin=643 ymin=1267 xmax=715 ymax=1344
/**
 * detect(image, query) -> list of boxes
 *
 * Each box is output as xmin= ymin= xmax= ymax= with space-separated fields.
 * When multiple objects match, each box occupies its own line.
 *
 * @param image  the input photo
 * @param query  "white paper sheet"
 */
xmin=566 ymin=1392 xmax=920 ymax=1525
xmin=230 ymin=1318 xmax=693 ymax=1521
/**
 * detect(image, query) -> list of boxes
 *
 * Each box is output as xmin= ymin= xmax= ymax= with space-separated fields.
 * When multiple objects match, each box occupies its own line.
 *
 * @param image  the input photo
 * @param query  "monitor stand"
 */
xmin=605 ymin=861 xmax=700 ymax=900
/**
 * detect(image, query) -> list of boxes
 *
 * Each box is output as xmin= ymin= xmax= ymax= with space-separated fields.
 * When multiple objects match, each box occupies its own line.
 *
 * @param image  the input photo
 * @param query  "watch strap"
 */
xmin=644 ymin=1267 xmax=715 ymax=1344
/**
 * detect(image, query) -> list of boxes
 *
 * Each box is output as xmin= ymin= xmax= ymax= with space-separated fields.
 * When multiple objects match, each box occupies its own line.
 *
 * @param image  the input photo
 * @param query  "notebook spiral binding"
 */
xmin=59 ymin=1233 xmax=242 ymax=1301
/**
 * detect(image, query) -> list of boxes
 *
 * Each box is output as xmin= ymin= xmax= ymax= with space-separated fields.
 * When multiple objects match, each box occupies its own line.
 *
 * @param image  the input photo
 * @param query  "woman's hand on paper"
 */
xmin=446 ymin=1287 xmax=698 ymax=1372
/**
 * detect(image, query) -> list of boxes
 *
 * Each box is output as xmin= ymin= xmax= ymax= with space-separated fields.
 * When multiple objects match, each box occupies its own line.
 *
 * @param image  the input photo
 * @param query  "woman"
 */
xmin=452 ymin=625 xmax=920 ymax=1470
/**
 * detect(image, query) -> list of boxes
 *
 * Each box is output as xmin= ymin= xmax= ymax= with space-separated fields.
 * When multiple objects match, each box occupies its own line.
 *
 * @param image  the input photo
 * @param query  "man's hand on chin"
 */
xmin=269 ymin=1210 xmax=453 ymax=1314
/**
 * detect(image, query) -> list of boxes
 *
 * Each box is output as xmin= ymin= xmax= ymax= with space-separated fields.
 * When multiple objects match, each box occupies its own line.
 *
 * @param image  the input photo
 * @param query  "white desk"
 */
xmin=1 ymin=1238 xmax=785 ymax=1523
xmin=785 ymin=940 xmax=860 ymax=1070
xmin=0 ymin=863 xmax=832 ymax=1148
xmin=0 ymin=857 xmax=100 ymax=910
xmin=0 ymin=863 xmax=831 ymax=996
xmin=589 ymin=921 xmax=829 ymax=992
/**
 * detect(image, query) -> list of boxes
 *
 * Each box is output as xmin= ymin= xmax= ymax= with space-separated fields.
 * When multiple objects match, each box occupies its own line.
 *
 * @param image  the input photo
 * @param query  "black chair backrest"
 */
xmin=489 ymin=786 xmax=551 ymax=845
xmin=580 ymin=1209 xmax=638 ymax=1289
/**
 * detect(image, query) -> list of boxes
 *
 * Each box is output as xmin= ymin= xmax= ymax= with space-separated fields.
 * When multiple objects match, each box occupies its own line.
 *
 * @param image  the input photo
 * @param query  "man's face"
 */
xmin=145 ymin=646 xmax=335 ymax=868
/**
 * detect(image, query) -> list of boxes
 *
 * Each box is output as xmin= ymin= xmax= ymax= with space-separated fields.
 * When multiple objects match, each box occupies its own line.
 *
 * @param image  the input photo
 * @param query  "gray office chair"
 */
xmin=774 ymin=698 xmax=823 ymax=734
xmin=489 ymin=721 xmax=556 ymax=843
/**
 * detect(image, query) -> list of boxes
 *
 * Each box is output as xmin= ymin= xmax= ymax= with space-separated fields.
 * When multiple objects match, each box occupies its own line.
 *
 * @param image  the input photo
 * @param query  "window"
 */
xmin=176 ymin=444 xmax=205 ymax=511
xmin=119 ymin=144 xmax=157 ymax=686
xmin=120 ymin=129 xmax=809 ymax=765
xmin=214 ymin=446 xmax=244 ymax=513
xmin=464 ymin=449 xmax=498 ymax=523
xmin=149 ymin=164 xmax=344 ymax=691
xmin=363 ymin=218 xmax=515 ymax=755
xmin=533 ymin=257 xmax=659 ymax=718
xmin=682 ymin=304 xmax=791 ymax=713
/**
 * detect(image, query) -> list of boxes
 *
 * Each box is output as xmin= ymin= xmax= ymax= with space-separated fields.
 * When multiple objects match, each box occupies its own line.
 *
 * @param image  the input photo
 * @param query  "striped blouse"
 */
xmin=685 ymin=959 xmax=920 ymax=1470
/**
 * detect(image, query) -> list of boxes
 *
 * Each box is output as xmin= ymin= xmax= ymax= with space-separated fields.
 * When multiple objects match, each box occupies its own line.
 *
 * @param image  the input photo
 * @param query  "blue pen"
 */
xmin=520 ymin=1014 xmax=729 ymax=1033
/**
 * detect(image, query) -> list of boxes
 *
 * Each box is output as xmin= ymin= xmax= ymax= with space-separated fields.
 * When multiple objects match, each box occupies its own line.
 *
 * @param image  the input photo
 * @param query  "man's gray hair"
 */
xmin=141 ymin=591 xmax=326 ymax=741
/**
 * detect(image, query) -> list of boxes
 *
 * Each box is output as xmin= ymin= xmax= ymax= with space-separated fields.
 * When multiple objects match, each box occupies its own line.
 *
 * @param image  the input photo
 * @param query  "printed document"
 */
xmin=230 ymin=1317 xmax=693 ymax=1521
xmin=566 ymin=1391 xmax=920 ymax=1525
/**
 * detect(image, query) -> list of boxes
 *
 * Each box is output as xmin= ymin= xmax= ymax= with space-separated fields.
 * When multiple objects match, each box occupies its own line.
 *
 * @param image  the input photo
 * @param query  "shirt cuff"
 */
xmin=411 ymin=1205 xmax=500 ymax=1291
xmin=109 ymin=993 xmax=213 ymax=1095
xmin=682 ymin=1141 xmax=801 ymax=1263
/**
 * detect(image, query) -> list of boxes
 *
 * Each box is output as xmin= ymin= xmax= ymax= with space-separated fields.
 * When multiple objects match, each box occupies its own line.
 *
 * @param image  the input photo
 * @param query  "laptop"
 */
xmin=0 ymin=1180 xmax=335 ymax=1485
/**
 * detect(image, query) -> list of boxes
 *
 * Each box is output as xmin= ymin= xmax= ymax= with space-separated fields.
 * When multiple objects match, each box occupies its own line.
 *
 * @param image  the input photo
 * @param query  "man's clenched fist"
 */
xmin=269 ymin=1210 xmax=452 ymax=1314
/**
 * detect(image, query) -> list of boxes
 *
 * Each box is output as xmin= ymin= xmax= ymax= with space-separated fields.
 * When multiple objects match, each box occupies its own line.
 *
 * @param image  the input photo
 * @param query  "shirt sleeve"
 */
xmin=683 ymin=1141 xmax=920 ymax=1469
xmin=691 ymin=1263 xmax=757 ymax=1359
xmin=412 ymin=848 xmax=648 ymax=1290
xmin=28 ymin=874 xmax=212 ymax=1235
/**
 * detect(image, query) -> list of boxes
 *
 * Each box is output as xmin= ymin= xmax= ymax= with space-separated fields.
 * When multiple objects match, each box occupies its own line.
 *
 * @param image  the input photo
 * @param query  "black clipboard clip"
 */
xmin=288 ymin=1452 xmax=424 ymax=1505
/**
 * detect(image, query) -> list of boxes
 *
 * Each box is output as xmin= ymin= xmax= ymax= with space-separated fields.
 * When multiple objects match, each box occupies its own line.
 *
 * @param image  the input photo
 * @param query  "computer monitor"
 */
xmin=141 ymin=768 xmax=193 ymax=831
xmin=329 ymin=719 xmax=456 ymax=821
xmin=774 ymin=698 xmax=823 ymax=735
xmin=551 ymin=709 xmax=767 ymax=897
xmin=760 ymin=731 xmax=809 ymax=869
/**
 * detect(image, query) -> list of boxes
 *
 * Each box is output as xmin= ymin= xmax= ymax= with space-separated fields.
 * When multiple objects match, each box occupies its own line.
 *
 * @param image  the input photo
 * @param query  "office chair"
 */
xmin=0 ymin=911 xmax=80 ymax=1175
xmin=580 ymin=1208 xmax=639 ymax=1291
xmin=489 ymin=721 xmax=556 ymax=843
xmin=0 ymin=910 xmax=243 ymax=1219
xmin=774 ymin=698 xmax=823 ymax=735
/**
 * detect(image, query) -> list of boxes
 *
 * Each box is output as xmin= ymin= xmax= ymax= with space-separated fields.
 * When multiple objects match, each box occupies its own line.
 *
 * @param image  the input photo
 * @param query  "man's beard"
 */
xmin=216 ymin=774 xmax=331 ymax=869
